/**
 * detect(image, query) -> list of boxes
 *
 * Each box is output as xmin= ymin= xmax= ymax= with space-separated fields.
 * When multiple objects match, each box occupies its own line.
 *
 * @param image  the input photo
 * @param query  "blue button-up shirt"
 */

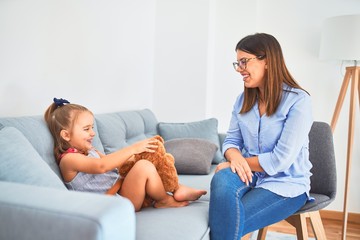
xmin=223 ymin=84 xmax=313 ymax=198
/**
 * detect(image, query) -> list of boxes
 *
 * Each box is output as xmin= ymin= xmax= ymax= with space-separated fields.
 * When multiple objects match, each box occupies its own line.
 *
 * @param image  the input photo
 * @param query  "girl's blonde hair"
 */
xmin=44 ymin=99 xmax=92 ymax=163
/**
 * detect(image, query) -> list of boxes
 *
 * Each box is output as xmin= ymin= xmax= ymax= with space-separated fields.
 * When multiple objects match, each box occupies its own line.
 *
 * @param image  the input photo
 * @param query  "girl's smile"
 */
xmin=67 ymin=111 xmax=95 ymax=153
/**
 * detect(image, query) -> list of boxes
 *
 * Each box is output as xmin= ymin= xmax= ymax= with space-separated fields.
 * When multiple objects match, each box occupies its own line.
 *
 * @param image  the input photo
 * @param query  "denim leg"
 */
xmin=209 ymin=168 xmax=253 ymax=240
xmin=242 ymin=188 xmax=307 ymax=235
xmin=209 ymin=168 xmax=307 ymax=239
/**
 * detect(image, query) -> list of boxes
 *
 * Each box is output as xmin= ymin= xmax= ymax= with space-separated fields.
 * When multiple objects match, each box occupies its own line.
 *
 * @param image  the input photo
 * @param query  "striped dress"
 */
xmin=62 ymin=148 xmax=119 ymax=194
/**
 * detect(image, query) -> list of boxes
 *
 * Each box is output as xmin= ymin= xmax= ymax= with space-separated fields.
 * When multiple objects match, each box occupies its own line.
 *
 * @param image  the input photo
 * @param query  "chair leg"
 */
xmin=286 ymin=213 xmax=309 ymax=240
xmin=246 ymin=211 xmax=326 ymax=240
xmin=308 ymin=211 xmax=327 ymax=239
xmin=257 ymin=226 xmax=268 ymax=240
xmin=241 ymin=232 xmax=252 ymax=240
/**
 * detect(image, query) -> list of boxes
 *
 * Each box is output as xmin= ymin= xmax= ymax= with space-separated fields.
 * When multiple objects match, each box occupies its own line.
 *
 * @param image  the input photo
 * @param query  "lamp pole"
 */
xmin=319 ymin=14 xmax=360 ymax=240
xmin=330 ymin=62 xmax=360 ymax=240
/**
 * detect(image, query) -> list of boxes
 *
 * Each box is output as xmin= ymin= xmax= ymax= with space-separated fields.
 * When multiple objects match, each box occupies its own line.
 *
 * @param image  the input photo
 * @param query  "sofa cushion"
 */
xmin=0 ymin=126 xmax=66 ymax=190
xmin=164 ymin=138 xmax=218 ymax=175
xmin=178 ymin=165 xmax=216 ymax=202
xmin=0 ymin=115 xmax=104 ymax=178
xmin=95 ymin=109 xmax=158 ymax=154
xmin=158 ymin=118 xmax=224 ymax=163
xmin=136 ymin=201 xmax=210 ymax=240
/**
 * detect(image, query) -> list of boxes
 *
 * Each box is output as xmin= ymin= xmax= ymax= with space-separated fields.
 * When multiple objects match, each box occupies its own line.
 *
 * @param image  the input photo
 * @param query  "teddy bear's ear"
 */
xmin=154 ymin=135 xmax=164 ymax=143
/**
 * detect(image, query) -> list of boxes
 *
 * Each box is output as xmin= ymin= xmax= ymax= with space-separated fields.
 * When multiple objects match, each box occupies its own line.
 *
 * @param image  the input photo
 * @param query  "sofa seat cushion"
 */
xmin=178 ymin=165 xmax=216 ymax=202
xmin=0 ymin=126 xmax=66 ymax=190
xmin=136 ymin=201 xmax=210 ymax=240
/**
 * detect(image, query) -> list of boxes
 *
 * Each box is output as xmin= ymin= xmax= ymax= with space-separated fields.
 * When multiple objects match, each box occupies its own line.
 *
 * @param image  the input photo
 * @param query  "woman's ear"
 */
xmin=60 ymin=129 xmax=70 ymax=141
xmin=263 ymin=58 xmax=268 ymax=69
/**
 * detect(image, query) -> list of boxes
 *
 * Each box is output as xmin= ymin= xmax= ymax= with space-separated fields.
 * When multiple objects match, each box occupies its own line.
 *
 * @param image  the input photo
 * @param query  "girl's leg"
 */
xmin=119 ymin=160 xmax=188 ymax=211
xmin=173 ymin=184 xmax=207 ymax=202
xmin=209 ymin=168 xmax=252 ymax=240
xmin=241 ymin=188 xmax=307 ymax=236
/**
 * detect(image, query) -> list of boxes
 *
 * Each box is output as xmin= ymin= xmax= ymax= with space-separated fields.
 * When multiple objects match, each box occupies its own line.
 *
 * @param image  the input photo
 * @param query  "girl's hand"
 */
xmin=132 ymin=138 xmax=158 ymax=155
xmin=230 ymin=157 xmax=253 ymax=186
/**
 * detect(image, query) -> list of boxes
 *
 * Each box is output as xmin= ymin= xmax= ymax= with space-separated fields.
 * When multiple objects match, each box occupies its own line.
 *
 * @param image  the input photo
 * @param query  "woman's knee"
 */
xmin=211 ymin=168 xmax=252 ymax=198
xmin=211 ymin=168 xmax=238 ymax=188
xmin=211 ymin=169 xmax=226 ymax=189
xmin=211 ymin=169 xmax=235 ymax=194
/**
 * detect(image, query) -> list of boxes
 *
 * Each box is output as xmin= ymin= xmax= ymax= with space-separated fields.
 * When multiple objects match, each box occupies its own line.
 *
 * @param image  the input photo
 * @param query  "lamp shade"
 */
xmin=319 ymin=14 xmax=360 ymax=61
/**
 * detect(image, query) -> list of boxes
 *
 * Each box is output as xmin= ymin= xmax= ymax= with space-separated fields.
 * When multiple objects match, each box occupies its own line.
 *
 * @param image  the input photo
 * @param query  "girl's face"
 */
xmin=235 ymin=50 xmax=267 ymax=90
xmin=63 ymin=111 xmax=95 ymax=153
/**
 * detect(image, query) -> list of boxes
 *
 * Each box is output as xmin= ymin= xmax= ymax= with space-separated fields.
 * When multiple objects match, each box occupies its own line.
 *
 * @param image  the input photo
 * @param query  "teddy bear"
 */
xmin=118 ymin=135 xmax=179 ymax=207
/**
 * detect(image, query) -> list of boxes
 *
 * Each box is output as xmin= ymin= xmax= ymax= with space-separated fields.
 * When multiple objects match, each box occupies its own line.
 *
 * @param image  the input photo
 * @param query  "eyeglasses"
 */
xmin=233 ymin=56 xmax=263 ymax=70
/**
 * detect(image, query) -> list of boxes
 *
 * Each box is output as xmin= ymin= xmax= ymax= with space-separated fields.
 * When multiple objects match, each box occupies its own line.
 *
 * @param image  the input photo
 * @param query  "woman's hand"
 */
xmin=131 ymin=138 xmax=158 ymax=155
xmin=215 ymin=161 xmax=231 ymax=173
xmin=229 ymin=157 xmax=253 ymax=186
xmin=223 ymin=148 xmax=253 ymax=185
xmin=215 ymin=157 xmax=253 ymax=185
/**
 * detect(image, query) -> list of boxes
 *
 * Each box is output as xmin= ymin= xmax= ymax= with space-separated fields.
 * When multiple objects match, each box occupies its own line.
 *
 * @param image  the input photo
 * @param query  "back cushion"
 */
xmin=158 ymin=118 xmax=224 ymax=163
xmin=0 ymin=126 xmax=66 ymax=190
xmin=308 ymin=121 xmax=336 ymax=196
xmin=0 ymin=115 xmax=104 ymax=179
xmin=95 ymin=109 xmax=158 ymax=154
xmin=0 ymin=116 xmax=62 ymax=177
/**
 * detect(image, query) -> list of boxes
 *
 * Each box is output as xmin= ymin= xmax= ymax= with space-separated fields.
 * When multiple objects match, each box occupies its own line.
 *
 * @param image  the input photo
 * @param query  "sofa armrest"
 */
xmin=0 ymin=181 xmax=135 ymax=240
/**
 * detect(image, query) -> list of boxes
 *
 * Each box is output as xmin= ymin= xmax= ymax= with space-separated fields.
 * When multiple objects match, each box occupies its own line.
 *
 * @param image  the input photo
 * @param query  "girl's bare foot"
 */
xmin=153 ymin=195 xmax=189 ymax=209
xmin=173 ymin=184 xmax=207 ymax=202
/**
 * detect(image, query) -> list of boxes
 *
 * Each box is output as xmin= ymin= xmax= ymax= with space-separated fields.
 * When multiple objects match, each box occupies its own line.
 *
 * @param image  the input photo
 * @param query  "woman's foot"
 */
xmin=153 ymin=195 xmax=189 ymax=209
xmin=173 ymin=184 xmax=207 ymax=202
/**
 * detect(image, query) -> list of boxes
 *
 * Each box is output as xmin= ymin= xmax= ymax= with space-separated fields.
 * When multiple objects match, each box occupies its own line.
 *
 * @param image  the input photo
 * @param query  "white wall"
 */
xmin=0 ymin=0 xmax=359 ymax=213
xmin=0 ymin=0 xmax=156 ymax=115
xmin=153 ymin=0 xmax=210 ymax=122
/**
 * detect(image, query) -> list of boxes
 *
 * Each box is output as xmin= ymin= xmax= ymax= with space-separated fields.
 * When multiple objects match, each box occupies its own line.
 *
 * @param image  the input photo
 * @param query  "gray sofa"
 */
xmin=0 ymin=109 xmax=225 ymax=240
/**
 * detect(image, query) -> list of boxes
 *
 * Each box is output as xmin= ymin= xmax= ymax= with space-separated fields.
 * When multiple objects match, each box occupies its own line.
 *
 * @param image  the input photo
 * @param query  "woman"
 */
xmin=209 ymin=33 xmax=313 ymax=239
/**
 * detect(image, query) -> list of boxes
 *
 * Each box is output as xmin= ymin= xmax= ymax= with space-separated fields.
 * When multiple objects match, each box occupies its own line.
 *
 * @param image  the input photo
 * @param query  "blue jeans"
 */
xmin=209 ymin=168 xmax=307 ymax=240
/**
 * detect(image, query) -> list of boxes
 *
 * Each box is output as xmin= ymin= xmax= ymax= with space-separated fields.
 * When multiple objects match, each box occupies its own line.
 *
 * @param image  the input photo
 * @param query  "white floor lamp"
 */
xmin=319 ymin=15 xmax=360 ymax=240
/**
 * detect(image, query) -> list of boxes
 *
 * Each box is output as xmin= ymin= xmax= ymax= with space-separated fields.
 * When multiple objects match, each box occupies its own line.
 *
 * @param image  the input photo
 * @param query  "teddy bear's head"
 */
xmin=133 ymin=135 xmax=166 ymax=161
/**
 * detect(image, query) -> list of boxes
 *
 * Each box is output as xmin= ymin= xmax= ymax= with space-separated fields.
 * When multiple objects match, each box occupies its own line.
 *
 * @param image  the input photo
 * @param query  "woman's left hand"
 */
xmin=215 ymin=162 xmax=231 ymax=173
xmin=230 ymin=158 xmax=253 ymax=186
xmin=215 ymin=159 xmax=253 ymax=185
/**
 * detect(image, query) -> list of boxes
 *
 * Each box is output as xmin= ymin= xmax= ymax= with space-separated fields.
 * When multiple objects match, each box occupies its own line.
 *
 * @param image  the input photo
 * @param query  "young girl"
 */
xmin=44 ymin=98 xmax=206 ymax=211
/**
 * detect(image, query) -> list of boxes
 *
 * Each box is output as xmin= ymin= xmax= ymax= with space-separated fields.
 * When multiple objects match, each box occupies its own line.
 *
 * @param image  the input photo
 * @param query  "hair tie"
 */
xmin=53 ymin=98 xmax=70 ymax=107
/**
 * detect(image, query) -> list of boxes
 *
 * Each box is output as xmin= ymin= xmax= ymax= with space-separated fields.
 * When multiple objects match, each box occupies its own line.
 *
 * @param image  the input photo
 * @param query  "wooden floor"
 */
xmin=266 ymin=218 xmax=360 ymax=240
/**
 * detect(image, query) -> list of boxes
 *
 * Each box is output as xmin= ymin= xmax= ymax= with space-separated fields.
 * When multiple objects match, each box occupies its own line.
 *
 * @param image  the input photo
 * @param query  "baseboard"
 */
xmin=320 ymin=210 xmax=360 ymax=224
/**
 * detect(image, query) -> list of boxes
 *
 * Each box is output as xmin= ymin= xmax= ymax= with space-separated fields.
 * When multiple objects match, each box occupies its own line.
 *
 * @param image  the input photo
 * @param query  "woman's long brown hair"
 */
xmin=236 ymin=33 xmax=308 ymax=116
